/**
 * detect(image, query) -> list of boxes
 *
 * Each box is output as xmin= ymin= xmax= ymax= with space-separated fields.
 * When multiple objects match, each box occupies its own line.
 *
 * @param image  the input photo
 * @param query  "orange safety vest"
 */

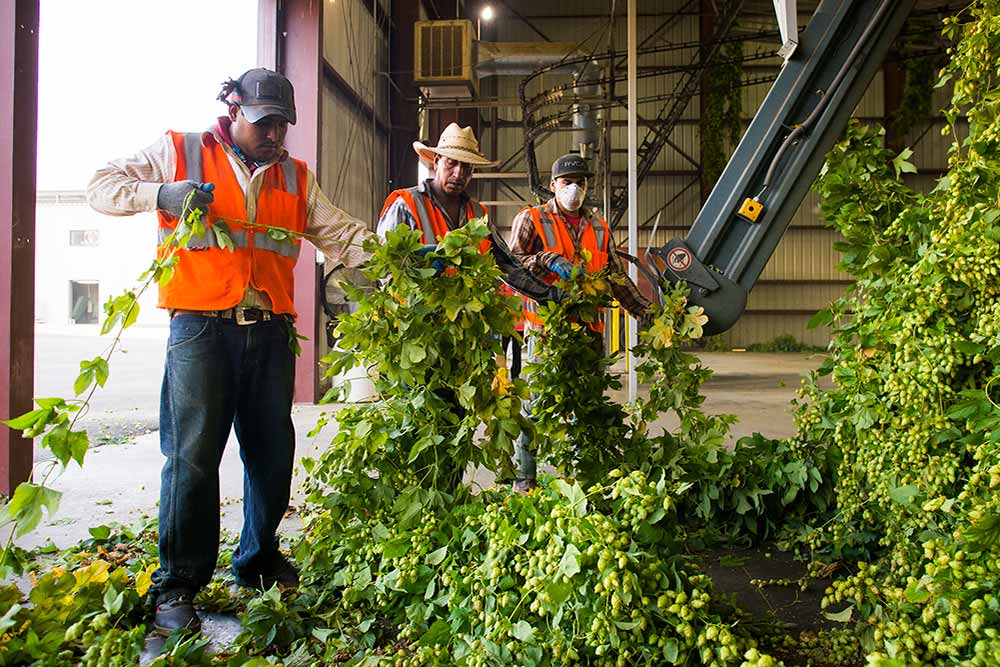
xmin=521 ymin=205 xmax=610 ymax=333
xmin=380 ymin=186 xmax=491 ymax=253
xmin=156 ymin=131 xmax=309 ymax=316
xmin=498 ymin=283 xmax=525 ymax=332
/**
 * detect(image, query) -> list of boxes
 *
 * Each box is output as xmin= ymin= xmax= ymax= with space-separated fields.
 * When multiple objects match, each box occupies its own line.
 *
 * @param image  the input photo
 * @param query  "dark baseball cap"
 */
xmin=551 ymin=153 xmax=593 ymax=179
xmin=232 ymin=68 xmax=297 ymax=125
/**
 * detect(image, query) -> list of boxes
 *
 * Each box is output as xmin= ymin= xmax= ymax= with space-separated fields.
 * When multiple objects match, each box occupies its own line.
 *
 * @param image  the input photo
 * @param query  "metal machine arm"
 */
xmin=650 ymin=0 xmax=914 ymax=335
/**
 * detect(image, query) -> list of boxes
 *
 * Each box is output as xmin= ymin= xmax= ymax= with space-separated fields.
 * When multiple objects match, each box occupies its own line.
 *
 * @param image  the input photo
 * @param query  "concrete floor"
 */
xmin=9 ymin=324 xmax=826 ymax=553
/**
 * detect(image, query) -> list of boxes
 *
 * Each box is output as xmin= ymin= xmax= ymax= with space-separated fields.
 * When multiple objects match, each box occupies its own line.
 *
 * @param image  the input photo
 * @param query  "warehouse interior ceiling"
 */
xmin=400 ymin=0 xmax=962 ymax=349
xmin=454 ymin=0 xmax=957 ymax=224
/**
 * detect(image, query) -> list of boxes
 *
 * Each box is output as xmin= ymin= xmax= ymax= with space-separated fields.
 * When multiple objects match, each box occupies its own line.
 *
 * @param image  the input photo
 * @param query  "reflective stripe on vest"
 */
xmin=384 ymin=188 xmax=491 ymax=253
xmin=281 ymin=158 xmax=298 ymax=196
xmin=593 ymin=224 xmax=606 ymax=253
xmin=520 ymin=205 xmax=610 ymax=332
xmin=406 ymin=187 xmax=439 ymax=243
xmin=157 ymin=226 xmax=250 ymax=251
xmin=538 ymin=215 xmax=558 ymax=248
xmin=183 ymin=133 xmax=203 ymax=181
xmin=254 ymin=232 xmax=301 ymax=259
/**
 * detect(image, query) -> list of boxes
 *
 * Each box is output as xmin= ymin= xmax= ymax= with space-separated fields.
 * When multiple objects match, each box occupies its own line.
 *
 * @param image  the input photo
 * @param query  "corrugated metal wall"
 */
xmin=320 ymin=0 xmax=389 ymax=224
xmin=474 ymin=2 xmax=953 ymax=349
xmin=319 ymin=0 xmax=390 ymax=361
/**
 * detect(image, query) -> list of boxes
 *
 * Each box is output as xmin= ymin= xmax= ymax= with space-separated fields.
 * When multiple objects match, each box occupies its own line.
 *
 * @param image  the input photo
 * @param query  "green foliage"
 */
xmin=526 ymin=271 xmax=637 ymax=489
xmin=702 ymin=40 xmax=744 ymax=189
xmin=746 ymin=335 xmax=825 ymax=354
xmin=309 ymin=220 xmax=527 ymax=501
xmin=264 ymin=228 xmax=802 ymax=666
xmin=526 ymin=278 xmax=832 ymax=547
xmin=786 ymin=3 xmax=1000 ymax=662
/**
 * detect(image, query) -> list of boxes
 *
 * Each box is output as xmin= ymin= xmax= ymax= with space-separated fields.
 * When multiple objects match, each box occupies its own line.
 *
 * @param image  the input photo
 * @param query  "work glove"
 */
xmin=415 ymin=243 xmax=446 ymax=275
xmin=544 ymin=285 xmax=569 ymax=304
xmin=156 ymin=181 xmax=215 ymax=219
xmin=543 ymin=256 xmax=575 ymax=281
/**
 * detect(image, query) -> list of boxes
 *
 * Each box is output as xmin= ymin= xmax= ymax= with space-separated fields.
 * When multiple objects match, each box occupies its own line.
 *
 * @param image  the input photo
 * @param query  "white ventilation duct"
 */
xmin=476 ymin=41 xmax=602 ymax=157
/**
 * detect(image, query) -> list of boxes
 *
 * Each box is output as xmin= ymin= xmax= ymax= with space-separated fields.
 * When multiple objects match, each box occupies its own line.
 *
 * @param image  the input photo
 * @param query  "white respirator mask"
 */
xmin=556 ymin=182 xmax=586 ymax=212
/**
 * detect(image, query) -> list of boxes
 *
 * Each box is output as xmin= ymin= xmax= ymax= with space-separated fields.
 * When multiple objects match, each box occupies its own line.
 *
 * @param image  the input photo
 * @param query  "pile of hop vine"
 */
xmin=790 ymin=2 xmax=1000 ymax=663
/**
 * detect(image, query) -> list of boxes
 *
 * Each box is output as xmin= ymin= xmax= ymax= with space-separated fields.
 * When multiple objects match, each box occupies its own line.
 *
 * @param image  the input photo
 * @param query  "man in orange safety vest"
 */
xmin=87 ymin=68 xmax=372 ymax=634
xmin=508 ymin=153 xmax=652 ymax=492
xmin=376 ymin=123 xmax=562 ymax=308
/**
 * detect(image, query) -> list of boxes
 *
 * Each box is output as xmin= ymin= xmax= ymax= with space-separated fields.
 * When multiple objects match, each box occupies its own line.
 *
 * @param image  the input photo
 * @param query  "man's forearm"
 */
xmin=306 ymin=178 xmax=374 ymax=269
xmin=607 ymin=247 xmax=651 ymax=318
xmin=86 ymin=136 xmax=174 ymax=216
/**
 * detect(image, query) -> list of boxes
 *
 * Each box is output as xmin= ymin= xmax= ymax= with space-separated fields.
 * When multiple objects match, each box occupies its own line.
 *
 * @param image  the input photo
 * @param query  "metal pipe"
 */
xmin=627 ymin=0 xmax=638 ymax=402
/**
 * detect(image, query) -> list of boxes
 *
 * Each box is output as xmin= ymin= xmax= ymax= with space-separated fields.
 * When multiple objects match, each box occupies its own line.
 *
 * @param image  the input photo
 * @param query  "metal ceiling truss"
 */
xmin=519 ymin=0 xmax=750 ymax=221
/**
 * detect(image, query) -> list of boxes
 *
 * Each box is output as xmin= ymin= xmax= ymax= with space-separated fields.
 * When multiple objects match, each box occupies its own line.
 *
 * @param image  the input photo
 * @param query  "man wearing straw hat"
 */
xmin=377 ymin=123 xmax=562 ymax=306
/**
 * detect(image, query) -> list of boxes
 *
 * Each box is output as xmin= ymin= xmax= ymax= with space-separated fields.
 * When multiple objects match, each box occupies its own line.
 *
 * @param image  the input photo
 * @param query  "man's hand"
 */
xmin=157 ymin=180 xmax=215 ymax=219
xmin=544 ymin=256 xmax=575 ymax=281
xmin=414 ymin=244 xmax=437 ymax=257
xmin=415 ymin=243 xmax=446 ymax=275
xmin=544 ymin=285 xmax=569 ymax=304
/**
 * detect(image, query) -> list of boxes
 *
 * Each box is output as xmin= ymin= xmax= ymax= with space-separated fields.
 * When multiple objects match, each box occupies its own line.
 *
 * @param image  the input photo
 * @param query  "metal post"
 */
xmin=0 ymin=0 xmax=38 ymax=495
xmin=626 ymin=0 xmax=638 ymax=401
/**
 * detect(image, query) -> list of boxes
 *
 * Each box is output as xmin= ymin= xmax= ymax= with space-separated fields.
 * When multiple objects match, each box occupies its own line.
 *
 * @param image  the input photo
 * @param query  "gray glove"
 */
xmin=545 ymin=285 xmax=569 ymax=304
xmin=156 ymin=180 xmax=215 ymax=219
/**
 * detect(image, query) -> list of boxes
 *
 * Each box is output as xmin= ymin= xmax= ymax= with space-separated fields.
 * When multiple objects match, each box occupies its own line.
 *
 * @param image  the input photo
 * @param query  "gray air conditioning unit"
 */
xmin=414 ymin=19 xmax=477 ymax=99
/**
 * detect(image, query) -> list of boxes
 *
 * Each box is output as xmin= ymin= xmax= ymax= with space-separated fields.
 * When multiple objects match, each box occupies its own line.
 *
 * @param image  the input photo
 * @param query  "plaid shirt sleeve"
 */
xmin=606 ymin=244 xmax=652 ymax=319
xmin=489 ymin=222 xmax=560 ymax=302
xmin=508 ymin=207 xmax=563 ymax=279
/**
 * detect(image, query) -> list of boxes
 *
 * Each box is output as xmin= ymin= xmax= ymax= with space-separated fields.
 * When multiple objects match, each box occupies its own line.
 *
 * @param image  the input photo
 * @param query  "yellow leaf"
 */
xmin=135 ymin=562 xmax=158 ymax=597
xmin=646 ymin=319 xmax=674 ymax=349
xmin=74 ymin=560 xmax=111 ymax=586
xmin=491 ymin=367 xmax=513 ymax=397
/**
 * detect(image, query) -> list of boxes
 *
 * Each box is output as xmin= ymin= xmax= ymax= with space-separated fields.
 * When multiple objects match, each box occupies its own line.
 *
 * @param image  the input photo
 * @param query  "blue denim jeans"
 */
xmin=152 ymin=314 xmax=296 ymax=593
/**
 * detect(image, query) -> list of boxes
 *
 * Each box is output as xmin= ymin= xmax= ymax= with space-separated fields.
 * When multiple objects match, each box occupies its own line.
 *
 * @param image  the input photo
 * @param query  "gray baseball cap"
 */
xmin=232 ymin=68 xmax=297 ymax=125
xmin=551 ymin=153 xmax=593 ymax=179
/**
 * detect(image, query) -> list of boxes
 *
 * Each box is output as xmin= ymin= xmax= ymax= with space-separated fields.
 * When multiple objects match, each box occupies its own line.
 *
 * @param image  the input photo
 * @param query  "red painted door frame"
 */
xmin=0 ymin=0 xmax=38 ymax=496
xmin=261 ymin=0 xmax=324 ymax=403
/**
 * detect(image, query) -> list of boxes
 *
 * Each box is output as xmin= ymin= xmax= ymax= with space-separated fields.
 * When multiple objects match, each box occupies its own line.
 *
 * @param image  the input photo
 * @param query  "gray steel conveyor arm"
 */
xmin=651 ymin=0 xmax=914 ymax=335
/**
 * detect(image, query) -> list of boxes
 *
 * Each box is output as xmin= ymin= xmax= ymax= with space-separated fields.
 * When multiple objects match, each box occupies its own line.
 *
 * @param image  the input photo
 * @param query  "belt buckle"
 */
xmin=235 ymin=308 xmax=257 ymax=325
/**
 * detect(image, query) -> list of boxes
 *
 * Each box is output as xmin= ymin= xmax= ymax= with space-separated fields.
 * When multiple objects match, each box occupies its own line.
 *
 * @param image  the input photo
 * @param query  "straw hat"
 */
xmin=413 ymin=123 xmax=496 ymax=167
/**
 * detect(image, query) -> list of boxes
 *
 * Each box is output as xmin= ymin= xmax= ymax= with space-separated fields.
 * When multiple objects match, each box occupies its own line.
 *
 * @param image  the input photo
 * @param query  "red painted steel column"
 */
xmin=279 ymin=0 xmax=323 ymax=403
xmin=0 ymin=0 xmax=38 ymax=496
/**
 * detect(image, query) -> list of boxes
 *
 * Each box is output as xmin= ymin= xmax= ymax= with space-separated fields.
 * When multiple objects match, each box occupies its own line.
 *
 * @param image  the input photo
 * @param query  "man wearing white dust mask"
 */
xmin=507 ymin=153 xmax=651 ymax=493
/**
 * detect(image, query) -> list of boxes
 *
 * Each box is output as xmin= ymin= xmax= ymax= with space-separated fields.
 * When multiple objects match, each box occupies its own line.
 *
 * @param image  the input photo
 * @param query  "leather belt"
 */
xmin=171 ymin=307 xmax=278 ymax=325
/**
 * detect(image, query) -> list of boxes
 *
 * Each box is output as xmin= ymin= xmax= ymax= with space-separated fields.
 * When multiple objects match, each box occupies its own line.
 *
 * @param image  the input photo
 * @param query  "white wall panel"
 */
xmin=320 ymin=82 xmax=388 ymax=228
xmin=323 ymin=0 xmax=389 ymax=118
